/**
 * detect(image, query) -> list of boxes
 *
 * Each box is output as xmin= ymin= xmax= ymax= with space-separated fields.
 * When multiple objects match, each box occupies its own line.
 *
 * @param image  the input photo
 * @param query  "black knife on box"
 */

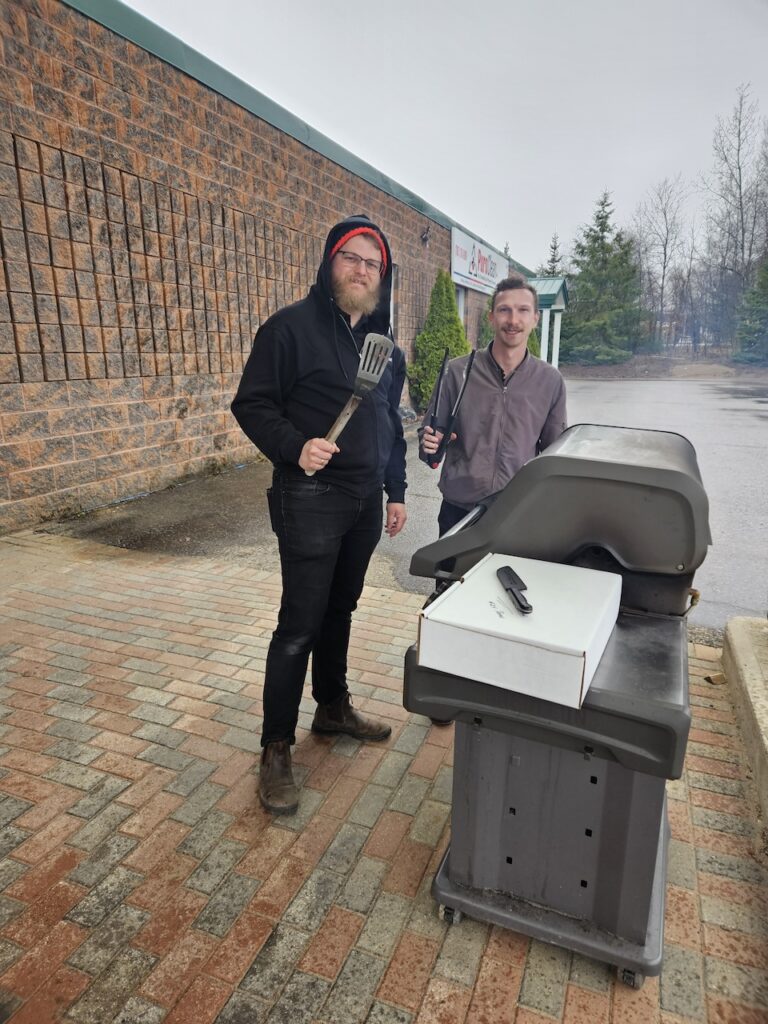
xmin=496 ymin=565 xmax=533 ymax=615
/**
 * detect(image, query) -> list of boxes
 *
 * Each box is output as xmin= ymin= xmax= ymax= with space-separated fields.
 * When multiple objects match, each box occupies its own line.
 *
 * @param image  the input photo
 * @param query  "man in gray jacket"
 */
xmin=419 ymin=276 xmax=567 ymax=534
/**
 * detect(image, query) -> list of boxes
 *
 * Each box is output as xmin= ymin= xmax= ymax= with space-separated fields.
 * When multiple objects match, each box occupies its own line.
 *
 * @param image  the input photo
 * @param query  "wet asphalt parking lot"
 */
xmin=41 ymin=376 xmax=768 ymax=633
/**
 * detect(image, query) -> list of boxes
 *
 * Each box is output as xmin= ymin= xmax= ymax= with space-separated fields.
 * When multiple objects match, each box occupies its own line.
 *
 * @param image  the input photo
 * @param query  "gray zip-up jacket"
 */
xmin=418 ymin=346 xmax=567 ymax=509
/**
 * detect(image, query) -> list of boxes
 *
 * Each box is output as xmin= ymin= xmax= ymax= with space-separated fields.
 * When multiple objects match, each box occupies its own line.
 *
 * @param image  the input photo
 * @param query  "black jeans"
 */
xmin=438 ymin=499 xmax=472 ymax=536
xmin=262 ymin=469 xmax=383 ymax=746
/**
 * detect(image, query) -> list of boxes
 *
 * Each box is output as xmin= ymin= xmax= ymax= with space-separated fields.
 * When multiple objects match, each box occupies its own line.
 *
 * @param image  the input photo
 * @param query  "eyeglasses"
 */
xmin=335 ymin=250 xmax=383 ymax=275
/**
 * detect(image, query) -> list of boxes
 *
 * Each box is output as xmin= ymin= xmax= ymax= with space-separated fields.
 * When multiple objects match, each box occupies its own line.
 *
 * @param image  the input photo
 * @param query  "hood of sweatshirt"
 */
xmin=310 ymin=214 xmax=394 ymax=335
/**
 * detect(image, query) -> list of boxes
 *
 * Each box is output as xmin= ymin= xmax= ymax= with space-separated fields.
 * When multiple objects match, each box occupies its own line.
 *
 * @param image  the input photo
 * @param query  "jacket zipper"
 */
xmin=491 ymin=369 xmax=508 ymax=495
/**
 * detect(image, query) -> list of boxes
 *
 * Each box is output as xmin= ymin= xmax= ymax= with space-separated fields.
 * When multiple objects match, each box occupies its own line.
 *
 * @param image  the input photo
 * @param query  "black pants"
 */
xmin=437 ymin=499 xmax=472 ymax=536
xmin=262 ymin=469 xmax=383 ymax=746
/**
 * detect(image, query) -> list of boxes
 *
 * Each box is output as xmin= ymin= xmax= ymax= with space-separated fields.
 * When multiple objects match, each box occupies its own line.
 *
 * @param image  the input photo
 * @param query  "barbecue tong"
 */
xmin=427 ymin=349 xmax=476 ymax=469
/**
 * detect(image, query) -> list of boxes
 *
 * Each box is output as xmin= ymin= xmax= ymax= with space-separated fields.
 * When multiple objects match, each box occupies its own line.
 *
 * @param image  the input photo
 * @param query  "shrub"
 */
xmin=408 ymin=269 xmax=470 ymax=410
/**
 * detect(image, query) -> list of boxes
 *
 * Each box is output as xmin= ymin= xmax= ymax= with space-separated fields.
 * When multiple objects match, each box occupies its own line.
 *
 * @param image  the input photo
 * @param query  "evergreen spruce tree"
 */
xmin=408 ymin=269 xmax=470 ymax=409
xmin=560 ymin=192 xmax=648 ymax=364
xmin=545 ymin=233 xmax=562 ymax=276
xmin=735 ymin=260 xmax=768 ymax=363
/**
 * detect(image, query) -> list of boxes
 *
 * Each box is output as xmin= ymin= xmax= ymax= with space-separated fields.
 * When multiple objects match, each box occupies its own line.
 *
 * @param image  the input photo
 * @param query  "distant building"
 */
xmin=528 ymin=277 xmax=569 ymax=366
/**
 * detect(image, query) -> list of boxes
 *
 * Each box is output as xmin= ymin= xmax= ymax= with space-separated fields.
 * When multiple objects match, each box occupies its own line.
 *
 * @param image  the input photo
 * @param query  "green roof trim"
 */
xmin=62 ymin=0 xmax=532 ymax=276
xmin=528 ymin=276 xmax=569 ymax=309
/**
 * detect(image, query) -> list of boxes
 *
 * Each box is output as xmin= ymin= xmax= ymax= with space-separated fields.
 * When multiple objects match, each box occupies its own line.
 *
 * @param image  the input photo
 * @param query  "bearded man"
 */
xmin=232 ymin=215 xmax=407 ymax=814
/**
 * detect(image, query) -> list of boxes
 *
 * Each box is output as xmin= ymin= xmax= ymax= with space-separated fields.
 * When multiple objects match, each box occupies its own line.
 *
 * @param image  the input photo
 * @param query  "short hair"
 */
xmin=491 ymin=276 xmax=539 ymax=313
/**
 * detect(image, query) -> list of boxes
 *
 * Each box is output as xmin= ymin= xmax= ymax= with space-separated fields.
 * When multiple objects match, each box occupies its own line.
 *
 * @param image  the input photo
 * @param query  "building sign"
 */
xmin=450 ymin=227 xmax=507 ymax=295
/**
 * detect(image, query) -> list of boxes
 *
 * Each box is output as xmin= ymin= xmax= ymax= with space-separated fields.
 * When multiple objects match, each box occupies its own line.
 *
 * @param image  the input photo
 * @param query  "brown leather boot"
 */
xmin=312 ymin=692 xmax=391 ymax=742
xmin=258 ymin=740 xmax=299 ymax=815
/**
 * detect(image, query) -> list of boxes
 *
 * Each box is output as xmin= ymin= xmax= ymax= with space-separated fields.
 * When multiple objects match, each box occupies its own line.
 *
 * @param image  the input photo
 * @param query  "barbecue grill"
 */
xmin=404 ymin=423 xmax=711 ymax=988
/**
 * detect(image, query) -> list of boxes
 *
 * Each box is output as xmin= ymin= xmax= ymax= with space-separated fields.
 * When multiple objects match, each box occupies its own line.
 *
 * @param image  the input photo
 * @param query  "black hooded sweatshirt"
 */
xmin=231 ymin=216 xmax=406 ymax=503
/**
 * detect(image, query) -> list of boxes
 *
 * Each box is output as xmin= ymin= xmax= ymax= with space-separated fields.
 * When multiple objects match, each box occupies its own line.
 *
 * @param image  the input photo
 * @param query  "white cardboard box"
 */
xmin=418 ymin=553 xmax=622 ymax=708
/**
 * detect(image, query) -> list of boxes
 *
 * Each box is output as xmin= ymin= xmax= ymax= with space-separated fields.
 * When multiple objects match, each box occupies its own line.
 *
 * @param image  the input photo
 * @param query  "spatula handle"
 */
xmin=305 ymin=396 xmax=361 ymax=476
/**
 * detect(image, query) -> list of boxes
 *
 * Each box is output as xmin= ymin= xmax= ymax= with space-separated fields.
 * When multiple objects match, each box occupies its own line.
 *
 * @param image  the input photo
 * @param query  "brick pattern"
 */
xmin=464 ymin=287 xmax=490 ymax=349
xmin=0 ymin=529 xmax=766 ymax=1022
xmin=0 ymin=0 xmax=447 ymax=532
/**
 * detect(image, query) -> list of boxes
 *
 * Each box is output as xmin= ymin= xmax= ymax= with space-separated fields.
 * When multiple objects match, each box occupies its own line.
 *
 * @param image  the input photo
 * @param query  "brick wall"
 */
xmin=0 ymin=0 xmax=450 ymax=533
xmin=465 ymin=288 xmax=490 ymax=348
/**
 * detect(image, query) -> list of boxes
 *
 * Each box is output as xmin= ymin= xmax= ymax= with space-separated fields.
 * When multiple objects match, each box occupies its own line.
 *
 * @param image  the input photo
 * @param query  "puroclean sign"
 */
xmin=450 ymin=227 xmax=508 ymax=295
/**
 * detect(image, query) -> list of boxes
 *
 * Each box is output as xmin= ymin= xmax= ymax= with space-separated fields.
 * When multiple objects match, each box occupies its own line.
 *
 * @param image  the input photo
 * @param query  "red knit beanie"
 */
xmin=329 ymin=227 xmax=388 ymax=277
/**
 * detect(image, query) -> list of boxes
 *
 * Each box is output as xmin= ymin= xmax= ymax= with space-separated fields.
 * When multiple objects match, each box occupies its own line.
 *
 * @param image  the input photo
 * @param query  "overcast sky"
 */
xmin=120 ymin=0 xmax=768 ymax=269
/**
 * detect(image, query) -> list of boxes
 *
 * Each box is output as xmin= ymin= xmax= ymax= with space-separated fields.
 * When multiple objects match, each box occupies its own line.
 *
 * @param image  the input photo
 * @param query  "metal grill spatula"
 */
xmin=305 ymin=332 xmax=394 ymax=476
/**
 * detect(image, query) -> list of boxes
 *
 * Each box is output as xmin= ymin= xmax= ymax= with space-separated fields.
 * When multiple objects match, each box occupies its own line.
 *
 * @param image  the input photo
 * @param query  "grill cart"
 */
xmin=404 ymin=424 xmax=710 ymax=988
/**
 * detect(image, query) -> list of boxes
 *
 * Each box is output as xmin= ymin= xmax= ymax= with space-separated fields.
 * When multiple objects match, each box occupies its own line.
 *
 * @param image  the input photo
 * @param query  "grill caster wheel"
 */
xmin=438 ymin=905 xmax=463 ymax=925
xmin=617 ymin=967 xmax=645 ymax=989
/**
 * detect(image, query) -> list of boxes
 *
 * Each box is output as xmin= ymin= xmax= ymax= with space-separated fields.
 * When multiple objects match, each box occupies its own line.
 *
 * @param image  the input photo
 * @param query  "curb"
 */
xmin=722 ymin=617 xmax=768 ymax=843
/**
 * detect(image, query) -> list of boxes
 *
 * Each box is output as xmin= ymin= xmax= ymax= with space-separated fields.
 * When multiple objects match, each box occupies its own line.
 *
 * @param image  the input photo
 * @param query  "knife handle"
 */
xmin=496 ymin=566 xmax=533 ymax=615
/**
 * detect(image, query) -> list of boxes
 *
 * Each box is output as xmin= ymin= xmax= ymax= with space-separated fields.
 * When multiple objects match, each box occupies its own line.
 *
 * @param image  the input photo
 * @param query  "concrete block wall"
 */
xmin=465 ymin=287 xmax=490 ymax=348
xmin=0 ymin=0 xmax=448 ymax=533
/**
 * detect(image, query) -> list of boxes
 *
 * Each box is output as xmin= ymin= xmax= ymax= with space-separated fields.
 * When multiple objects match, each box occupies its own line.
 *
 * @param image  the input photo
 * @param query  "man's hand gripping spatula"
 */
xmin=305 ymin=333 xmax=394 ymax=476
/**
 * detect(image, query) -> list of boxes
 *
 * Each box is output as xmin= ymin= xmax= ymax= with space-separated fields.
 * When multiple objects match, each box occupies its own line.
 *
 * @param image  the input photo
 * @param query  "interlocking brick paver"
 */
xmin=389 ymin=773 xmax=430 ymax=816
xmin=204 ymin=906 xmax=274 ymax=985
xmin=412 ymin=977 xmax=472 ymax=1024
xmin=5 ymin=846 xmax=82 ymax=902
xmin=66 ymin=946 xmax=157 ymax=1024
xmin=67 ymin=903 xmax=149 ymax=975
xmin=703 ymin=923 xmax=768 ymax=971
xmin=0 ymin=861 xmax=28 ymax=894
xmin=367 ymin=1002 xmax=414 ymax=1024
xmin=324 ymin=946 xmax=387 ymax=1024
xmin=0 ymin=894 xmax=24 ymax=932
xmin=166 ymin=757 xmax=217 ymax=797
xmin=122 ymin=790 xmax=185 ymax=838
xmin=117 ymin=767 xmax=175 ymax=808
xmin=10 ymin=812 xmax=80 ymax=863
xmin=131 ymin=887 xmax=209 ymax=957
xmin=0 ymin=533 xmax=765 ymax=1024
xmin=163 ymin=973 xmax=232 ymax=1024
xmin=122 ymin=819 xmax=190 ymax=873
xmin=193 ymin=872 xmax=260 ymax=938
xmin=519 ymin=940 xmax=572 ymax=1018
xmin=68 ymin=834 xmax=139 ymax=889
xmin=0 ymin=988 xmax=21 ymax=1020
xmin=239 ymin=922 xmax=310 ymax=1000
xmin=217 ymin=988 xmax=270 ymax=1023
xmin=358 ymin=891 xmax=412 ymax=958
xmin=0 ymin=919 xmax=86 ymax=997
xmin=185 ymin=838 xmax=247 ymax=894
xmin=236 ymin=825 xmax=295 ymax=879
xmin=91 ymin=750 xmax=151 ymax=779
xmin=111 ymin=995 xmax=167 ymax=1023
xmin=660 ymin=944 xmax=705 ymax=1018
xmin=322 ymin=775 xmax=366 ymax=819
xmin=176 ymin=808 xmax=235 ymax=860
xmin=377 ymin=930 xmax=440 ymax=1013
xmin=3 ymin=877 xmax=87 ymax=947
xmin=139 ymin=927 xmax=219 ymax=1006
xmin=70 ymin=801 xmax=133 ymax=851
xmin=121 ymin=852 xmax=198 ymax=912
xmin=284 ymin=866 xmax=344 ymax=932
xmin=67 ymin=865 xmax=144 ymax=928
xmin=69 ymin=774 xmax=132 ymax=818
